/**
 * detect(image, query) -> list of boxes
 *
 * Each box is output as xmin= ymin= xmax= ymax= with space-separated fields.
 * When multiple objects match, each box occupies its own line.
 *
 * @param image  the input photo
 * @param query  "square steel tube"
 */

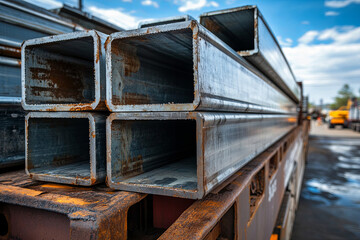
xmin=200 ymin=6 xmax=301 ymax=103
xmin=25 ymin=112 xmax=106 ymax=185
xmin=107 ymin=112 xmax=296 ymax=199
xmin=106 ymin=20 xmax=296 ymax=113
xmin=0 ymin=106 xmax=25 ymax=169
xmin=21 ymin=30 xmax=107 ymax=111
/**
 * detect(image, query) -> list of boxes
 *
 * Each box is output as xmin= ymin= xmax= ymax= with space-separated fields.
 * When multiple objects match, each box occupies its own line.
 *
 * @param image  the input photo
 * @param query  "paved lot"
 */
xmin=292 ymin=121 xmax=360 ymax=239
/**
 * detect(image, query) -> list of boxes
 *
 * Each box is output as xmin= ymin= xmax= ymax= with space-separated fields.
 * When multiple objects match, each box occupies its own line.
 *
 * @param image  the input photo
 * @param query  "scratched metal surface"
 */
xmin=106 ymin=21 xmax=297 ymax=113
xmin=200 ymin=6 xmax=301 ymax=103
xmin=22 ymin=30 xmax=107 ymax=111
xmin=25 ymin=112 xmax=107 ymax=186
xmin=0 ymin=106 xmax=25 ymax=169
xmin=107 ymin=112 xmax=297 ymax=199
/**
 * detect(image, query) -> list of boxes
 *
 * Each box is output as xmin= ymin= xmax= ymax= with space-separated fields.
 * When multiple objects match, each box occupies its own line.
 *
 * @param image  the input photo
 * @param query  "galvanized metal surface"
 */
xmin=22 ymin=30 xmax=107 ymax=111
xmin=107 ymin=111 xmax=297 ymax=199
xmin=159 ymin=124 xmax=307 ymax=239
xmin=25 ymin=112 xmax=107 ymax=186
xmin=0 ymin=170 xmax=145 ymax=240
xmin=0 ymin=106 xmax=25 ymax=169
xmin=138 ymin=15 xmax=195 ymax=28
xmin=106 ymin=21 xmax=297 ymax=113
xmin=200 ymin=6 xmax=300 ymax=103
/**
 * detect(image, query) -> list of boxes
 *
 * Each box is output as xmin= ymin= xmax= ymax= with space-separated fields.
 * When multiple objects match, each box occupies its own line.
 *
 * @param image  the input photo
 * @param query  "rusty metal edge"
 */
xmin=21 ymin=30 xmax=108 ymax=111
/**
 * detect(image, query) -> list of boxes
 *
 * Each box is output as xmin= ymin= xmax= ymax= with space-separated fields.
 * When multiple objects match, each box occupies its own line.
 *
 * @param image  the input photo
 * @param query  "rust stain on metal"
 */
xmin=0 ymin=44 xmax=21 ymax=58
xmin=41 ymin=194 xmax=92 ymax=205
xmin=29 ymin=59 xmax=86 ymax=100
xmin=96 ymin=40 xmax=101 ymax=63
xmin=0 ymin=171 xmax=148 ymax=240
xmin=69 ymin=105 xmax=93 ymax=111
xmin=39 ymin=184 xmax=88 ymax=191
xmin=202 ymin=18 xmax=221 ymax=33
xmin=0 ymin=185 xmax=43 ymax=197
xmin=112 ymin=42 xmax=140 ymax=77
xmin=104 ymin=37 xmax=110 ymax=51
xmin=112 ymin=93 xmax=151 ymax=105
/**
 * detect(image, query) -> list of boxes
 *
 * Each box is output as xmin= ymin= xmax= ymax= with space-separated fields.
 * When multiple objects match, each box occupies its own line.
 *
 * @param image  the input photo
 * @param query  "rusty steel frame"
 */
xmin=138 ymin=15 xmax=195 ymax=28
xmin=21 ymin=30 xmax=107 ymax=111
xmin=200 ymin=6 xmax=300 ymax=103
xmin=25 ymin=112 xmax=107 ymax=186
xmin=0 ymin=121 xmax=309 ymax=240
xmin=106 ymin=112 xmax=297 ymax=199
xmin=106 ymin=20 xmax=296 ymax=114
xmin=159 ymin=122 xmax=308 ymax=239
xmin=0 ymin=171 xmax=145 ymax=240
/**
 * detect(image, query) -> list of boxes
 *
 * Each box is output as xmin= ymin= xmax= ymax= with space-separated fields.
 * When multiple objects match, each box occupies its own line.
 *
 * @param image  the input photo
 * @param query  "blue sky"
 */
xmin=29 ymin=0 xmax=360 ymax=105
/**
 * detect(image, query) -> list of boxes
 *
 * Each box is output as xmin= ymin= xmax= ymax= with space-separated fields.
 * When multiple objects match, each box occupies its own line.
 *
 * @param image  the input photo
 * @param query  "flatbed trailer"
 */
xmin=0 ymin=120 xmax=309 ymax=240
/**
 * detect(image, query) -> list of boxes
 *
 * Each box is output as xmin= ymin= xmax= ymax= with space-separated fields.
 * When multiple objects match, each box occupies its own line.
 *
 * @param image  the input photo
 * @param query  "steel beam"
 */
xmin=200 ymin=6 xmax=301 ymax=103
xmin=106 ymin=20 xmax=296 ymax=113
xmin=0 ymin=170 xmax=146 ymax=240
xmin=25 ymin=112 xmax=106 ymax=186
xmin=159 ymin=126 xmax=305 ymax=239
xmin=0 ymin=0 xmax=84 ymax=48
xmin=22 ymin=30 xmax=107 ymax=111
xmin=138 ymin=15 xmax=195 ymax=28
xmin=0 ymin=56 xmax=21 ymax=105
xmin=106 ymin=112 xmax=296 ymax=199
xmin=0 ymin=106 xmax=25 ymax=169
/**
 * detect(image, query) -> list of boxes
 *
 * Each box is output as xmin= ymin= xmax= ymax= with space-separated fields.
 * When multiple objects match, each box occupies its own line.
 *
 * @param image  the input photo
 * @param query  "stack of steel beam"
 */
xmin=0 ymin=0 xmax=80 ymax=168
xmin=0 ymin=0 xmax=123 ymax=169
xmin=105 ymin=17 xmax=298 ymax=199
xmin=21 ymin=5 xmax=299 ymax=200
xmin=22 ymin=30 xmax=109 ymax=185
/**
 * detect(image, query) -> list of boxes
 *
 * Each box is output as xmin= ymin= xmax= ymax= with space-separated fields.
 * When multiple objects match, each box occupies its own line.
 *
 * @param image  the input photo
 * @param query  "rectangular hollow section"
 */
xmin=27 ymin=118 xmax=91 ymax=180
xmin=110 ymin=29 xmax=194 ymax=106
xmin=110 ymin=119 xmax=197 ymax=191
xmin=24 ymin=37 xmax=95 ymax=104
xmin=200 ymin=8 xmax=255 ymax=51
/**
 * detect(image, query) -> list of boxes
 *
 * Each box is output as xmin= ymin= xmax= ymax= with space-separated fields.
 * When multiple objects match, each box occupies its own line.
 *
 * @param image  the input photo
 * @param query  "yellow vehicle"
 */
xmin=328 ymin=100 xmax=352 ymax=128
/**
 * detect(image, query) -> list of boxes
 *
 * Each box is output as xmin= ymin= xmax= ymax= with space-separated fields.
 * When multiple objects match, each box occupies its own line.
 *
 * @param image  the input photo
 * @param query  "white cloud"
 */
xmin=123 ymin=0 xmax=132 ymax=2
xmin=282 ymin=26 xmax=360 ymax=103
xmin=24 ymin=0 xmax=62 ymax=9
xmin=176 ymin=0 xmax=219 ymax=12
xmin=298 ymin=31 xmax=319 ymax=44
xmin=302 ymin=21 xmax=310 ymax=25
xmin=277 ymin=36 xmax=293 ymax=47
xmin=87 ymin=6 xmax=142 ymax=30
xmin=325 ymin=0 xmax=360 ymax=8
xmin=141 ymin=0 xmax=159 ymax=8
xmin=24 ymin=0 xmax=80 ymax=9
xmin=325 ymin=11 xmax=340 ymax=16
xmin=318 ymin=26 xmax=360 ymax=43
